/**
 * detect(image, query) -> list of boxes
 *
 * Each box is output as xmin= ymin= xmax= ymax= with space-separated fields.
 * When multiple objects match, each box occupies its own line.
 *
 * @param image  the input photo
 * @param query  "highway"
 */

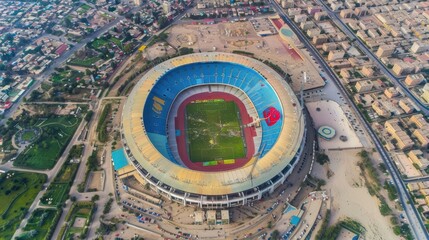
xmin=269 ymin=1 xmax=429 ymax=239
xmin=315 ymin=0 xmax=429 ymax=116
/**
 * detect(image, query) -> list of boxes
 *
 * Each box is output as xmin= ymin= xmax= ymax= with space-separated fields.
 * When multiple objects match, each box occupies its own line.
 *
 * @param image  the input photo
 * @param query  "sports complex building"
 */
xmin=121 ymin=52 xmax=306 ymax=208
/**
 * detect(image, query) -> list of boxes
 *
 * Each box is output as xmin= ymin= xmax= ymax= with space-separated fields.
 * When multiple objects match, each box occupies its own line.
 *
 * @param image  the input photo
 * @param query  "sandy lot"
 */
xmin=307 ymin=100 xmax=362 ymax=150
xmin=312 ymin=149 xmax=399 ymax=240
xmin=86 ymin=170 xmax=105 ymax=191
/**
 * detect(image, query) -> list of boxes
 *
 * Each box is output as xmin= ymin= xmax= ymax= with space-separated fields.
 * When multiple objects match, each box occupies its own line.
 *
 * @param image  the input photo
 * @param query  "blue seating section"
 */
xmin=143 ymin=62 xmax=283 ymax=161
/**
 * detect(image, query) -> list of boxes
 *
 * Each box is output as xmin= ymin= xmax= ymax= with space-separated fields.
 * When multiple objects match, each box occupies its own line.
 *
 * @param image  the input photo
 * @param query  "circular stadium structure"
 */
xmin=121 ymin=52 xmax=306 ymax=208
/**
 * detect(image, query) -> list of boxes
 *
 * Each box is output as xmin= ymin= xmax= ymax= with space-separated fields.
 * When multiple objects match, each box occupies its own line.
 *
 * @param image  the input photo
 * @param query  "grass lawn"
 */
xmin=51 ymin=70 xmax=84 ymax=83
xmin=0 ymin=172 xmax=47 ymax=240
xmin=55 ymin=163 xmax=79 ymax=183
xmin=21 ymin=131 xmax=36 ymax=141
xmin=185 ymin=99 xmax=245 ymax=163
xmin=14 ymin=115 xmax=81 ymax=170
xmin=40 ymin=183 xmax=69 ymax=207
xmin=21 ymin=208 xmax=58 ymax=240
xmin=77 ymin=4 xmax=91 ymax=14
xmin=91 ymin=39 xmax=109 ymax=49
xmin=109 ymin=38 xmax=123 ymax=50
xmin=68 ymin=56 xmax=100 ymax=68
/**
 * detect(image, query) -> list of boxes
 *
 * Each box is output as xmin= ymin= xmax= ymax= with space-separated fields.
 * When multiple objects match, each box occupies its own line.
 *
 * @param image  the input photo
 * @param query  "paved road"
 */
xmin=269 ymin=1 xmax=429 ymax=239
xmin=315 ymin=0 xmax=429 ymax=115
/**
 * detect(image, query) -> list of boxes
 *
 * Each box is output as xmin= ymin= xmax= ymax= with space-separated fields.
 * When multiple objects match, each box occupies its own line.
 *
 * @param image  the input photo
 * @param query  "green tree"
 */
xmin=271 ymin=230 xmax=280 ymax=240
xmin=158 ymin=16 xmax=168 ymax=29
xmin=91 ymin=194 xmax=100 ymax=202
xmin=64 ymin=18 xmax=73 ymax=28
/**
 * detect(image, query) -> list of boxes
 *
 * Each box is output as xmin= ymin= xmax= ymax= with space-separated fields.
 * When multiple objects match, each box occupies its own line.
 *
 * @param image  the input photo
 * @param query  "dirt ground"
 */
xmin=312 ymin=149 xmax=399 ymax=240
xmin=72 ymin=217 xmax=87 ymax=228
xmin=86 ymin=170 xmax=104 ymax=191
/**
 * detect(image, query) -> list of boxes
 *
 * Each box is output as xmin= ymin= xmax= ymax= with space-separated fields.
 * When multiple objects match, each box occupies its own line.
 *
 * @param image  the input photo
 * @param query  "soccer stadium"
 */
xmin=121 ymin=52 xmax=306 ymax=208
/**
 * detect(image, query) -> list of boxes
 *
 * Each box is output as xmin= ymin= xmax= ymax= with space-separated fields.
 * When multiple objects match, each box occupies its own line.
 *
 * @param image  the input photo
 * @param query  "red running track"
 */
xmin=175 ymin=92 xmax=256 ymax=172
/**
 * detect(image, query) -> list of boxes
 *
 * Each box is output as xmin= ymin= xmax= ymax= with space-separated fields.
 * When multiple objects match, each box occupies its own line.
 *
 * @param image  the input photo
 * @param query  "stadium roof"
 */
xmin=122 ymin=52 xmax=305 ymax=195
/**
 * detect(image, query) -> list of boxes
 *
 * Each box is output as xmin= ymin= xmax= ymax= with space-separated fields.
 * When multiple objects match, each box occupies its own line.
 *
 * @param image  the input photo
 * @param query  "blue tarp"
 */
xmin=112 ymin=148 xmax=129 ymax=170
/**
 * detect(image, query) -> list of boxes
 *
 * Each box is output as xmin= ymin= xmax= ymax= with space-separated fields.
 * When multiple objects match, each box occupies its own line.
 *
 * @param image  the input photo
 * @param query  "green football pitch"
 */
xmin=185 ymin=99 xmax=246 ymax=163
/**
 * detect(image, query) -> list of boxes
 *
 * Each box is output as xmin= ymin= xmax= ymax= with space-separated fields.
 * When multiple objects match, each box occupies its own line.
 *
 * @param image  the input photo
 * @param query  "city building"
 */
xmin=398 ymin=98 xmax=415 ymax=114
xmin=392 ymin=62 xmax=415 ymax=76
xmin=384 ymin=87 xmax=399 ymax=99
xmin=376 ymin=44 xmax=396 ymax=58
xmin=405 ymin=74 xmax=426 ymax=86
xmin=163 ymin=1 xmax=171 ymax=15
xmin=408 ymin=150 xmax=429 ymax=169
xmin=355 ymin=80 xmax=373 ymax=92
xmin=354 ymin=6 xmax=369 ymax=17
xmin=339 ymin=9 xmax=353 ymax=18
xmin=413 ymin=129 xmax=429 ymax=148
xmin=384 ymin=119 xmax=413 ymax=150
xmin=361 ymin=66 xmax=374 ymax=77
xmin=372 ymin=101 xmax=391 ymax=118
xmin=409 ymin=114 xmax=429 ymax=129
xmin=312 ymin=34 xmax=328 ymax=45
xmin=410 ymin=41 xmax=429 ymax=54
xmin=322 ymin=43 xmax=337 ymax=52
xmin=327 ymin=50 xmax=345 ymax=61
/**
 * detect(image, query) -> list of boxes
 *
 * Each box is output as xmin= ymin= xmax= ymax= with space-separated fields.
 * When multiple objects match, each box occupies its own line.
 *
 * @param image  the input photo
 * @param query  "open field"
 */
xmin=14 ymin=115 xmax=81 ymax=170
xmin=68 ymin=56 xmax=100 ymax=68
xmin=0 ymin=172 xmax=47 ymax=240
xmin=77 ymin=4 xmax=91 ymax=14
xmin=185 ymin=99 xmax=245 ymax=162
xmin=20 ymin=208 xmax=60 ymax=240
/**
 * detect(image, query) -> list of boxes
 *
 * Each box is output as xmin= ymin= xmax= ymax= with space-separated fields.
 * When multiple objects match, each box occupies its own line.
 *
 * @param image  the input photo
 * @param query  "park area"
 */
xmin=58 ymin=201 xmax=95 ymax=239
xmin=18 ymin=208 xmax=61 ymax=240
xmin=51 ymin=68 xmax=84 ymax=84
xmin=185 ymin=99 xmax=245 ymax=163
xmin=41 ymin=162 xmax=79 ymax=207
xmin=13 ymin=115 xmax=81 ymax=170
xmin=0 ymin=171 xmax=47 ymax=240
xmin=40 ymin=183 xmax=69 ymax=207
